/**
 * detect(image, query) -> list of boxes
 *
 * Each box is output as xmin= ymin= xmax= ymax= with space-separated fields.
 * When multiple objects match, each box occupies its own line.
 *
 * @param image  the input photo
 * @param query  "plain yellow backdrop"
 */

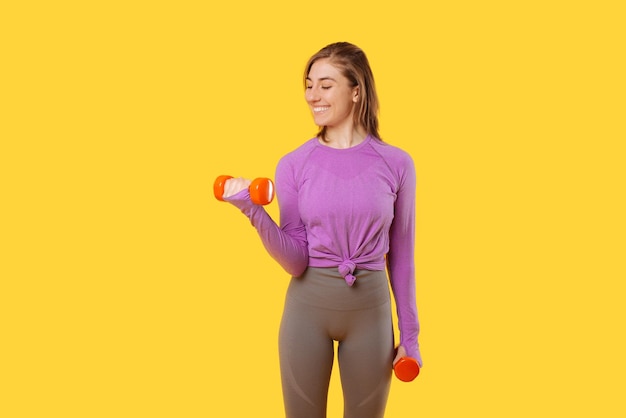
xmin=1 ymin=0 xmax=625 ymax=417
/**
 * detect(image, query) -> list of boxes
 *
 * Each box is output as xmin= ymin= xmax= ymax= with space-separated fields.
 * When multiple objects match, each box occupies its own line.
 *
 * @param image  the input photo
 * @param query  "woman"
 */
xmin=222 ymin=42 xmax=422 ymax=418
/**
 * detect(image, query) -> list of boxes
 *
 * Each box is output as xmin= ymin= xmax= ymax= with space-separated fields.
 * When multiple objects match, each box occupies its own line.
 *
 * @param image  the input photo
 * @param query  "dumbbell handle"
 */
xmin=214 ymin=175 xmax=275 ymax=205
xmin=394 ymin=357 xmax=420 ymax=382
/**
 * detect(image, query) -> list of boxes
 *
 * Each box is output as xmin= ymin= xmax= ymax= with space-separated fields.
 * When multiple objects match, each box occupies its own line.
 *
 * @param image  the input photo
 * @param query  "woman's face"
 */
xmin=305 ymin=59 xmax=359 ymax=130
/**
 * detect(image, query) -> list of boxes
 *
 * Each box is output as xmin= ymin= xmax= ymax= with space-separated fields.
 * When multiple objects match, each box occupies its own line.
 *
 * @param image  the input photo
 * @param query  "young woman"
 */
xmin=222 ymin=42 xmax=422 ymax=418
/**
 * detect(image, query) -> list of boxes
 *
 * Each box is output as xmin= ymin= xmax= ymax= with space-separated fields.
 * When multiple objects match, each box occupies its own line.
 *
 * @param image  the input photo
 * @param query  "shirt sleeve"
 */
xmin=386 ymin=153 xmax=422 ymax=366
xmin=223 ymin=157 xmax=308 ymax=277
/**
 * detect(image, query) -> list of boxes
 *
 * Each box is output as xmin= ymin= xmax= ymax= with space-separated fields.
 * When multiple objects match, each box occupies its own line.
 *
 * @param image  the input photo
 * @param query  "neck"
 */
xmin=322 ymin=126 xmax=367 ymax=149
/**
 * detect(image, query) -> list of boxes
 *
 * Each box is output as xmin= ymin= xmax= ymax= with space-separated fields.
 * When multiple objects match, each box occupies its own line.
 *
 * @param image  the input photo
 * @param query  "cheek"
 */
xmin=339 ymin=96 xmax=356 ymax=113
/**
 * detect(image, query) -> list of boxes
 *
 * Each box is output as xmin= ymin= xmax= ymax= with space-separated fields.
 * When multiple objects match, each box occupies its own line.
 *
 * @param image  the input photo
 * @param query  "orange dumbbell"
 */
xmin=214 ymin=175 xmax=275 ymax=205
xmin=393 ymin=357 xmax=420 ymax=382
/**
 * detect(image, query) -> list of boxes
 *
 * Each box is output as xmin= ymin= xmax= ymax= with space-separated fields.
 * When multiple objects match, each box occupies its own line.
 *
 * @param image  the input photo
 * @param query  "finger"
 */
xmin=392 ymin=352 xmax=402 ymax=366
xmin=223 ymin=179 xmax=240 ymax=198
xmin=223 ymin=178 xmax=251 ymax=198
xmin=392 ymin=345 xmax=407 ymax=366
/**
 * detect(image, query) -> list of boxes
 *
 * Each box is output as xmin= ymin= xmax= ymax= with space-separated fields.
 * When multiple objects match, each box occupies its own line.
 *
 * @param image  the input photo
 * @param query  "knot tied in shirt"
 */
xmin=338 ymin=260 xmax=357 ymax=286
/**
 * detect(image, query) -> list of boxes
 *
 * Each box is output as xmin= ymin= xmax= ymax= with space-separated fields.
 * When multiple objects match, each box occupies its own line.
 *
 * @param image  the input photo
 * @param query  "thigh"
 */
xmin=279 ymin=294 xmax=334 ymax=418
xmin=338 ymin=301 xmax=394 ymax=418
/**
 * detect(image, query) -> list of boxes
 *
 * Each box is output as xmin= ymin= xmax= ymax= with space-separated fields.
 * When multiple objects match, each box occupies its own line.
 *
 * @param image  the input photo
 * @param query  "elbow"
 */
xmin=286 ymin=259 xmax=308 ymax=278
xmin=285 ymin=249 xmax=309 ymax=277
xmin=272 ymin=240 xmax=309 ymax=278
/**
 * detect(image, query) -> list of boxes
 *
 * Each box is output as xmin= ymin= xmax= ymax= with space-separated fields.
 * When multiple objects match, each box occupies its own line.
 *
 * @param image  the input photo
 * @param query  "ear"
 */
xmin=352 ymin=85 xmax=360 ymax=102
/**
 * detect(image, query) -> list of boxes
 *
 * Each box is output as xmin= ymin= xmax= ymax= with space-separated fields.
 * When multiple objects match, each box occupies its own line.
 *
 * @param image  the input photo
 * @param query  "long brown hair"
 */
xmin=304 ymin=42 xmax=381 ymax=141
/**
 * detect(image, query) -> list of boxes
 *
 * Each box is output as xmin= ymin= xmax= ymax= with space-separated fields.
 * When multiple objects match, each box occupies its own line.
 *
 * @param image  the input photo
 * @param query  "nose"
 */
xmin=305 ymin=88 xmax=319 ymax=103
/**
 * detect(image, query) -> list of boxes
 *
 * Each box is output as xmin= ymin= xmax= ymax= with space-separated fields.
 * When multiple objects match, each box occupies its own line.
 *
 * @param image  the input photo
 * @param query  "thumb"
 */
xmin=393 ymin=345 xmax=407 ymax=366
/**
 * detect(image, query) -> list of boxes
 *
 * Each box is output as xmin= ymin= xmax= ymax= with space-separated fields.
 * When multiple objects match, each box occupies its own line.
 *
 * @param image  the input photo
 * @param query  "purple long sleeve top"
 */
xmin=225 ymin=135 xmax=421 ymax=364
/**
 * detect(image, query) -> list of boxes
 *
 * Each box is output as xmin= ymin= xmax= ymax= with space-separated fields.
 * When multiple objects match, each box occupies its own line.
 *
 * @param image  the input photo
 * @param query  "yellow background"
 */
xmin=2 ymin=0 xmax=624 ymax=416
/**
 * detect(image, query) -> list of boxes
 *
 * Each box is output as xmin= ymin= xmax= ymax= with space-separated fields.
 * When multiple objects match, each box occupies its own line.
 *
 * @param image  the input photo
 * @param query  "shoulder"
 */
xmin=368 ymin=137 xmax=415 ymax=170
xmin=276 ymin=137 xmax=318 ymax=179
xmin=278 ymin=138 xmax=317 ymax=165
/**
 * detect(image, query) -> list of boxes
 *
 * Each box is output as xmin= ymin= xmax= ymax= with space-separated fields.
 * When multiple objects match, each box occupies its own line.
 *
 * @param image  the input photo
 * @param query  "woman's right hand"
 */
xmin=222 ymin=177 xmax=252 ymax=199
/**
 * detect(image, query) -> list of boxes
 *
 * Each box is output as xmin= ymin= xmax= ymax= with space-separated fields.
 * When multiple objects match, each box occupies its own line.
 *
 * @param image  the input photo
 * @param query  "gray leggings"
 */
xmin=279 ymin=268 xmax=394 ymax=418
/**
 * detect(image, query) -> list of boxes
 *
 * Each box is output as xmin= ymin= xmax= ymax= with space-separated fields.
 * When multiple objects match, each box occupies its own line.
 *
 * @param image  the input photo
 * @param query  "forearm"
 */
xmin=225 ymin=189 xmax=308 ymax=277
xmin=388 ymin=256 xmax=422 ymax=366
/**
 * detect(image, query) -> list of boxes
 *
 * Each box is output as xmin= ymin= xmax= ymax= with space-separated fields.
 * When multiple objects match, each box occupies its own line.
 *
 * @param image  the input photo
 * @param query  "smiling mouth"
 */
xmin=313 ymin=106 xmax=330 ymax=113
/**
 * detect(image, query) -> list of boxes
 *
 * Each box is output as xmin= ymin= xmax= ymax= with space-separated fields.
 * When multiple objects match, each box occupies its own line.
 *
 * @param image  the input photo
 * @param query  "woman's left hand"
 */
xmin=392 ymin=345 xmax=407 ymax=366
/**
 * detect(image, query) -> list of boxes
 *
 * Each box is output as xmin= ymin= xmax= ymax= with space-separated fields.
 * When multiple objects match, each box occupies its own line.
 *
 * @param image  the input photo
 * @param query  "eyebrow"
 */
xmin=306 ymin=76 xmax=337 ymax=82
